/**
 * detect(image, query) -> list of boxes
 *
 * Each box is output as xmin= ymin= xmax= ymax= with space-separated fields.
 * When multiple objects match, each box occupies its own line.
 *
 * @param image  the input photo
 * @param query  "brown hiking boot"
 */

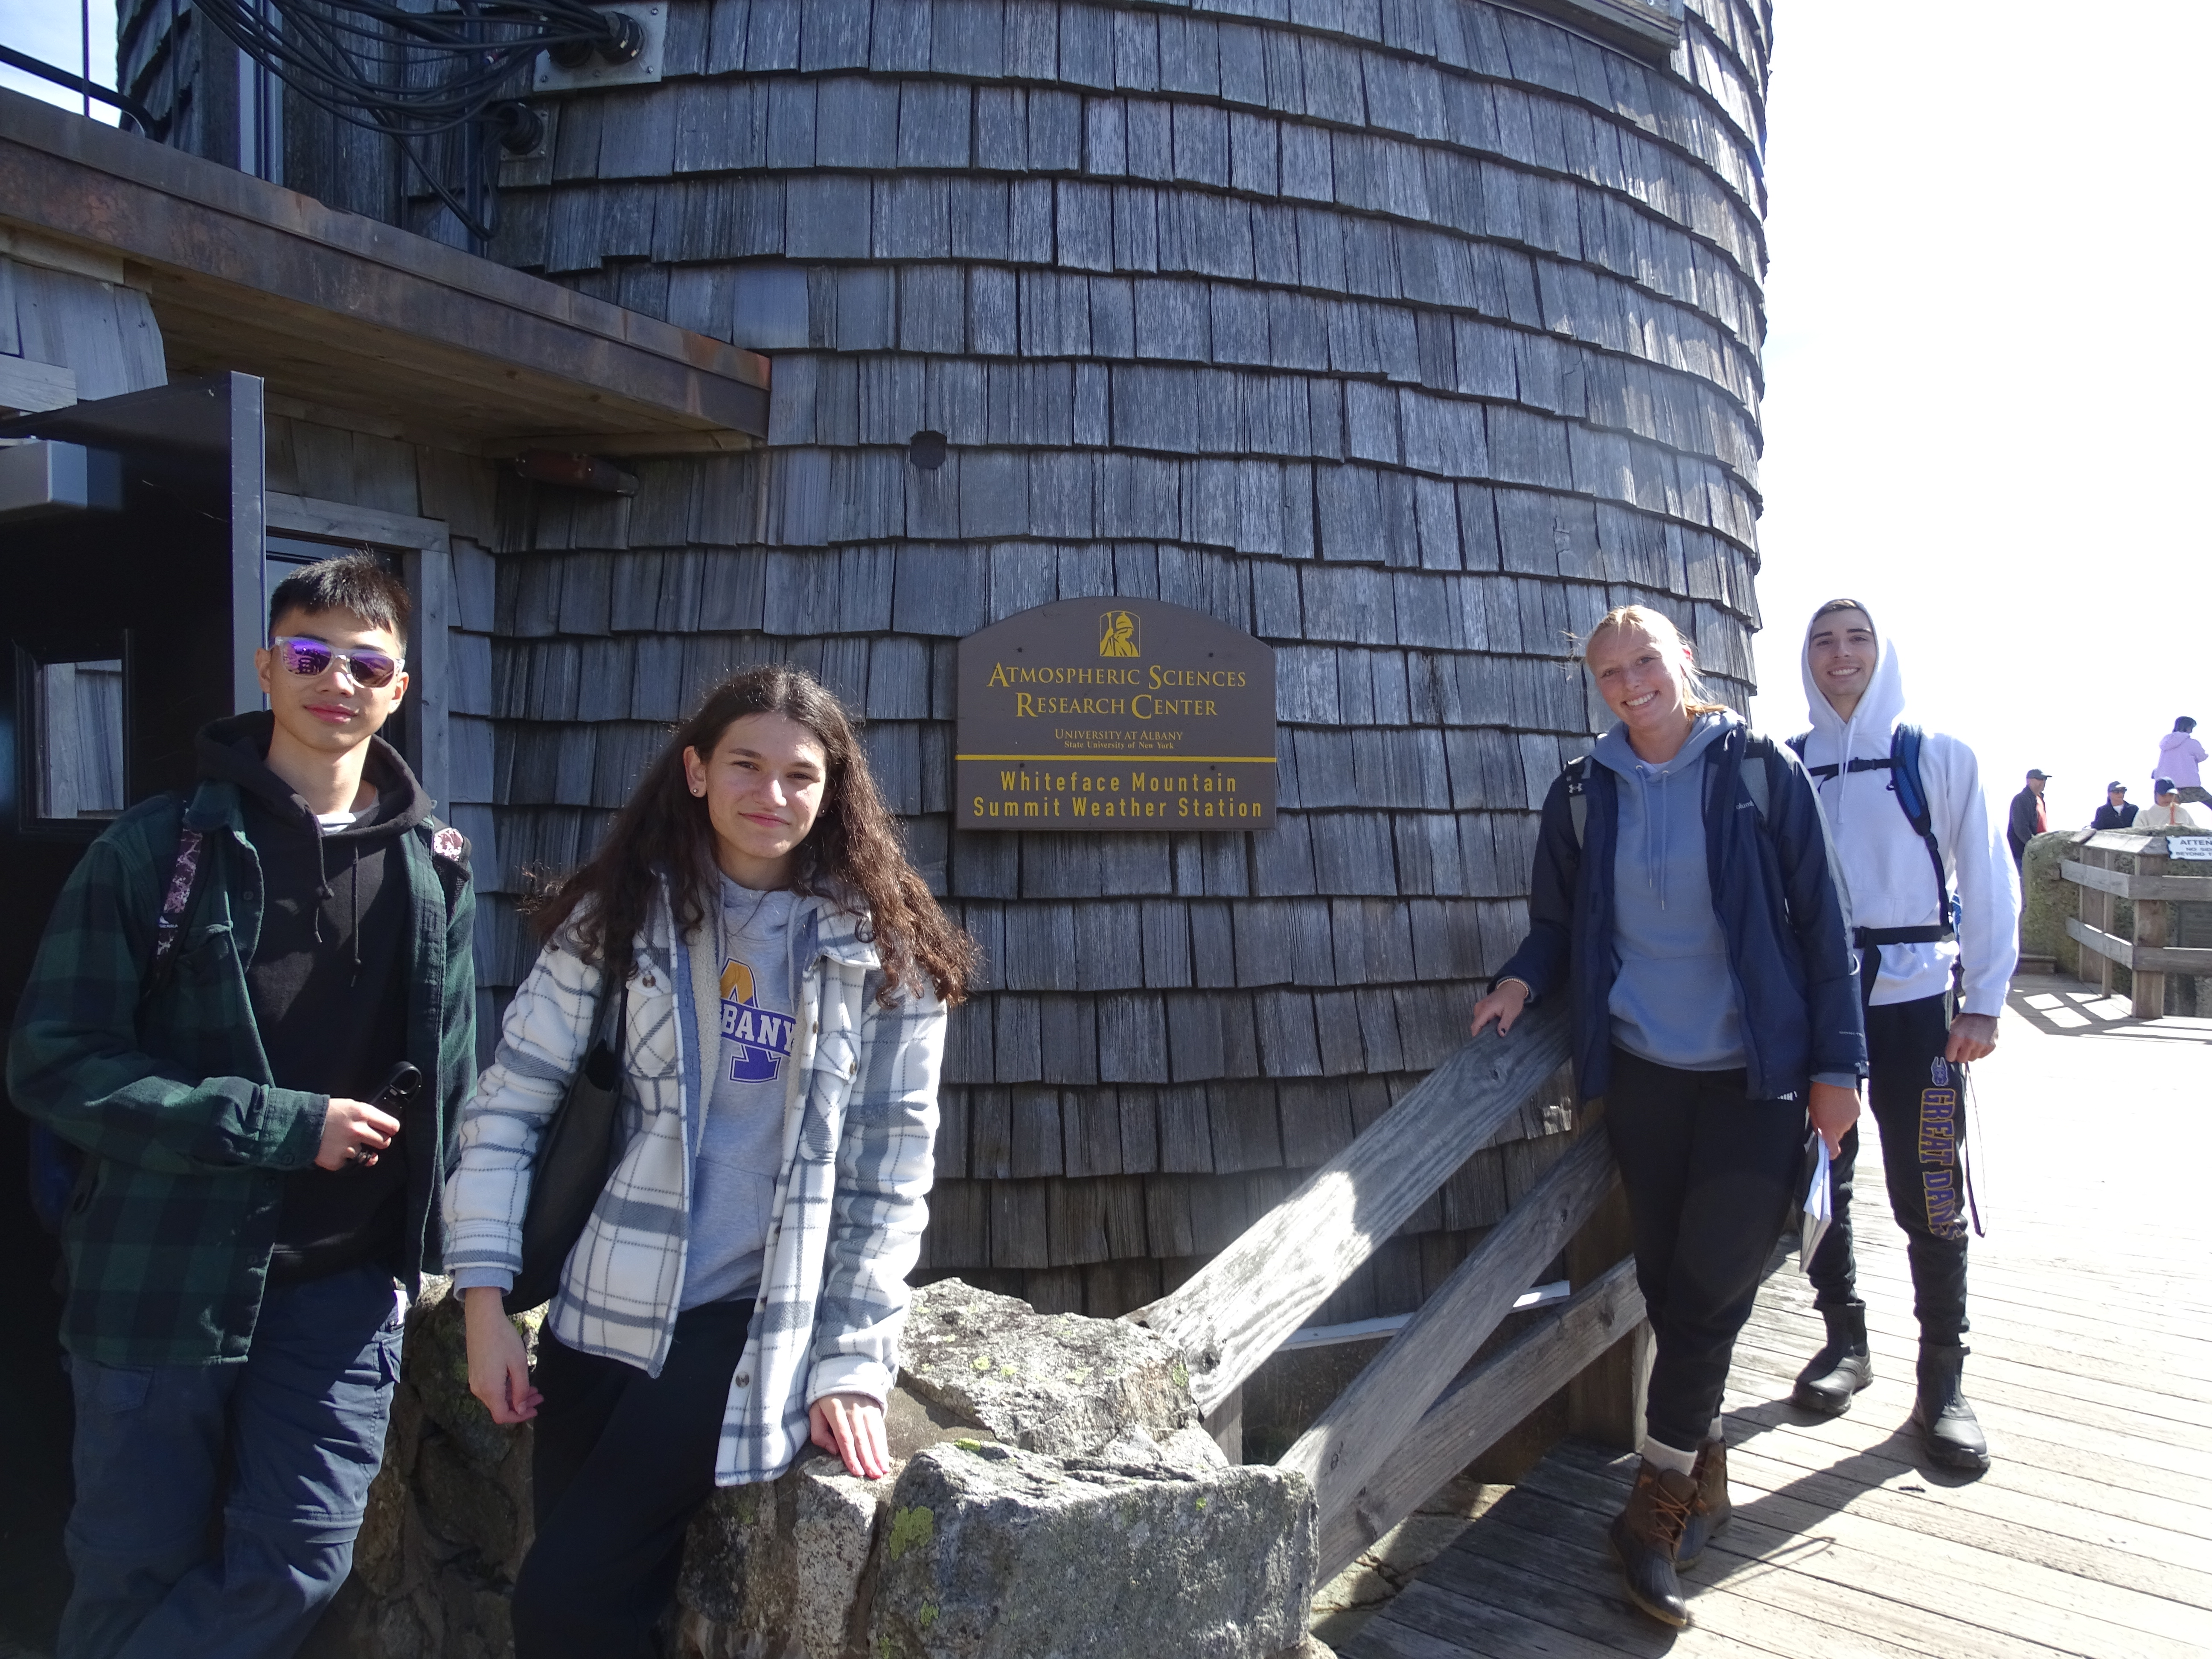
xmin=1606 ymin=1459 xmax=1697 ymax=1627
xmin=1676 ymin=1436 xmax=1732 ymax=1568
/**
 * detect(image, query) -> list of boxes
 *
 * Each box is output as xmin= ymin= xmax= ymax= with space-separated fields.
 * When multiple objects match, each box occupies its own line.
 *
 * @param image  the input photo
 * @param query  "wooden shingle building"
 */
xmin=8 ymin=0 xmax=1771 ymax=1342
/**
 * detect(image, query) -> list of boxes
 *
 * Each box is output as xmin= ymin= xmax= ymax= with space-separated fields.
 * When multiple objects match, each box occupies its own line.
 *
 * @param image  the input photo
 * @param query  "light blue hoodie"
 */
xmin=1595 ymin=710 xmax=1746 ymax=1072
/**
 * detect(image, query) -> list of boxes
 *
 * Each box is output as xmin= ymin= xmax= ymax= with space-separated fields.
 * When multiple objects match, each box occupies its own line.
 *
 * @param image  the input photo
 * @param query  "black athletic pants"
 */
xmin=1605 ymin=1048 xmax=1805 ymax=1455
xmin=1807 ymin=992 xmax=1970 ymax=1343
xmin=511 ymin=1298 xmax=754 ymax=1659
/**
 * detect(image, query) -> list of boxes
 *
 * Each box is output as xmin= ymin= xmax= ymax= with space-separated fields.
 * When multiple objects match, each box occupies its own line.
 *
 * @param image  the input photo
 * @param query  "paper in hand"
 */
xmin=1799 ymin=1132 xmax=1832 ymax=1273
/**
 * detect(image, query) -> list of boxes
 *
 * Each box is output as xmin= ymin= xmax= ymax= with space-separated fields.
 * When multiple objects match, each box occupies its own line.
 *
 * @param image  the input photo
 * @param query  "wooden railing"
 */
xmin=1132 ymin=1004 xmax=1647 ymax=1583
xmin=2061 ymin=830 xmax=2212 ymax=1018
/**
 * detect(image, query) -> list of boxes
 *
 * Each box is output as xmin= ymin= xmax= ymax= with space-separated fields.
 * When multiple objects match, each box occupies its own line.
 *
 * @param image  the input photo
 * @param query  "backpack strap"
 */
xmin=1562 ymin=754 xmax=1595 ymax=848
xmin=1871 ymin=722 xmax=1953 ymax=944
xmin=1740 ymin=733 xmax=1773 ymax=824
xmin=150 ymin=824 xmax=207 ymax=978
xmin=1798 ymin=723 xmax=1955 ymax=946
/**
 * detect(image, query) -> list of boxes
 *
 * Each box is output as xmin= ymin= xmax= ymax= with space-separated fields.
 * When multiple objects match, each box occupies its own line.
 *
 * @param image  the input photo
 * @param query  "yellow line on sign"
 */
xmin=955 ymin=755 xmax=1279 ymax=764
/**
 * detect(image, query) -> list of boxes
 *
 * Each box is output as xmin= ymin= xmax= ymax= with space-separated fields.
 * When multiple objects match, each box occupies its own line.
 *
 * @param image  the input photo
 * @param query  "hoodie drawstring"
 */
xmin=1635 ymin=761 xmax=1671 ymax=910
xmin=312 ymin=820 xmax=332 ymax=944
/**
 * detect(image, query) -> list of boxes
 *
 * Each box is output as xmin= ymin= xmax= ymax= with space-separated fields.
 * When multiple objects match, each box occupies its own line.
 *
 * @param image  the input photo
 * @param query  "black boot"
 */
xmin=1607 ymin=1460 xmax=1697 ymax=1627
xmin=1675 ymin=1435 xmax=1732 ymax=1569
xmin=1793 ymin=1304 xmax=1874 ymax=1415
xmin=1914 ymin=1340 xmax=1990 ymax=1472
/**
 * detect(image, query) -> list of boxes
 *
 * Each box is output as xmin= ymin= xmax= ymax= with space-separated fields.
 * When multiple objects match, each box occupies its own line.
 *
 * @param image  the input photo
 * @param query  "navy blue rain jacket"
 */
xmin=1494 ymin=722 xmax=1867 ymax=1103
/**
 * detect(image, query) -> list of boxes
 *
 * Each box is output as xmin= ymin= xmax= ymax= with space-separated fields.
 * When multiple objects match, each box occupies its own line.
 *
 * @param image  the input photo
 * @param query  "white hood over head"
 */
xmin=1801 ymin=599 xmax=1908 ymax=749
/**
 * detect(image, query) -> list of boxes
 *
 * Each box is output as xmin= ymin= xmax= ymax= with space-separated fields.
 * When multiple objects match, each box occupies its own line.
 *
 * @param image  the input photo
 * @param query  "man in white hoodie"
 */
xmin=1791 ymin=600 xmax=2018 ymax=1473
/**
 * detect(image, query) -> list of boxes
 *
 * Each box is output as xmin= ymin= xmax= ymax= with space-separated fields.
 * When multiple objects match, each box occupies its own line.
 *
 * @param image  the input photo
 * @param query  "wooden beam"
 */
xmin=2065 ymin=917 xmax=2212 ymax=976
xmin=2132 ymin=847 xmax=2169 ymax=1020
xmin=2061 ymin=860 xmax=2212 ymax=903
xmin=0 ymin=89 xmax=767 ymax=448
xmin=1316 ymin=1257 xmax=1644 ymax=1583
xmin=1280 ymin=1131 xmax=1618 ymax=1530
xmin=2084 ymin=830 xmax=2183 ymax=855
xmin=0 ymin=353 xmax=75 ymax=413
xmin=1134 ymin=1004 xmax=1573 ymax=1417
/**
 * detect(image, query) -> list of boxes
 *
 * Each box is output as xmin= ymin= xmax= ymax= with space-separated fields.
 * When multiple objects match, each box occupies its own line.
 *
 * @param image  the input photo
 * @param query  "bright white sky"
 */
xmin=1745 ymin=1 xmax=2212 ymax=821
xmin=3 ymin=1 xmax=2206 ymax=825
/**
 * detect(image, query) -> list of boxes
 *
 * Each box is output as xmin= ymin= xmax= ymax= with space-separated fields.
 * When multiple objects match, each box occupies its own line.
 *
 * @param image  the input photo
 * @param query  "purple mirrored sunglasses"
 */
xmin=271 ymin=635 xmax=404 ymax=689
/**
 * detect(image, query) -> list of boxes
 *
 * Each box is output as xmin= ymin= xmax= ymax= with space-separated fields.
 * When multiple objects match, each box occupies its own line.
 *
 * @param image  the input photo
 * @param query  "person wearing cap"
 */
xmin=2092 ymin=783 xmax=2138 ymax=831
xmin=1791 ymin=600 xmax=2018 ymax=1474
xmin=2135 ymin=778 xmax=2211 ymax=831
xmin=2005 ymin=769 xmax=2049 ymax=868
xmin=2154 ymin=718 xmax=2207 ymax=804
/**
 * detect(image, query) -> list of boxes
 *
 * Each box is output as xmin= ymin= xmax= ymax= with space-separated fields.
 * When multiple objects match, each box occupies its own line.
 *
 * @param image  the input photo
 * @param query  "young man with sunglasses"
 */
xmin=9 ymin=555 xmax=475 ymax=1659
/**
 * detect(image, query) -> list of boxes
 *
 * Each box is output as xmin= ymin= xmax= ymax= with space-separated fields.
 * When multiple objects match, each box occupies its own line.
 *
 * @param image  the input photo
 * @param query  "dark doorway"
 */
xmin=0 ymin=374 xmax=265 ymax=1650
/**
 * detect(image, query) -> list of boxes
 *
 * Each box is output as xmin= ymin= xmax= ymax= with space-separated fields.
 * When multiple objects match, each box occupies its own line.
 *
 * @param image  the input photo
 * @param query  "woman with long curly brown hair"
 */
xmin=443 ymin=665 xmax=972 ymax=1659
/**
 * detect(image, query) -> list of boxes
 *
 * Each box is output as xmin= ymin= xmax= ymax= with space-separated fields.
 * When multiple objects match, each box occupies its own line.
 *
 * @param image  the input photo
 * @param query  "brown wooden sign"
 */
xmin=956 ymin=598 xmax=1277 ymax=831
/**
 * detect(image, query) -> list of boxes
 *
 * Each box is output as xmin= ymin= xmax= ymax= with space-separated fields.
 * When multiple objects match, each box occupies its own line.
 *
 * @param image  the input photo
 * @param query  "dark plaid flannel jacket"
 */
xmin=7 ymin=779 xmax=475 ymax=1366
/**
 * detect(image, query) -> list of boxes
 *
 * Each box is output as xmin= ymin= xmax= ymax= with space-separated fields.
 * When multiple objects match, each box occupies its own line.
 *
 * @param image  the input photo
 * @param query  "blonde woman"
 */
xmin=1469 ymin=607 xmax=1863 ymax=1629
xmin=445 ymin=666 xmax=973 ymax=1659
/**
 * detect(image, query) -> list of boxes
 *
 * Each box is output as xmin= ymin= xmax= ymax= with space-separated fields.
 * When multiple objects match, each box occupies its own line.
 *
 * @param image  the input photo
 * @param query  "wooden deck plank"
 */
xmin=1728 ymin=1313 xmax=2212 ymax=1427
xmin=1704 ymin=1385 xmax=2212 ymax=1546
xmin=1362 ymin=978 xmax=2212 ymax=1659
xmin=1434 ymin=1491 xmax=1953 ymax=1659
xmin=1448 ymin=1476 xmax=2083 ymax=1659
xmin=1522 ymin=1451 xmax=2206 ymax=1659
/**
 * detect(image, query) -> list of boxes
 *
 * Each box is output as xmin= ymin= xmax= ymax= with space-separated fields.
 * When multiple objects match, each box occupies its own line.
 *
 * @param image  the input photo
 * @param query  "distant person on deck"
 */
xmin=1787 ymin=600 xmax=2018 ymax=1476
xmin=2092 ymin=783 xmax=2138 ymax=831
xmin=1468 ymin=605 xmax=1863 ymax=1631
xmin=2134 ymin=778 xmax=2211 ymax=832
xmin=2005 ymin=769 xmax=2049 ymax=867
xmin=2154 ymin=717 xmax=2207 ymax=804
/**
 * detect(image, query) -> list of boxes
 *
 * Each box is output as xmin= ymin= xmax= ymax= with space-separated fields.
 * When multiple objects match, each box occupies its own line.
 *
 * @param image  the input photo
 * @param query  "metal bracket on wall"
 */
xmin=532 ymin=4 xmax=666 ymax=93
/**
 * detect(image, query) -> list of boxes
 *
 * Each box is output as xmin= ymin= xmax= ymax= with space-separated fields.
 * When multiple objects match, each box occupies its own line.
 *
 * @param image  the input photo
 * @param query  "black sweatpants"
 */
xmin=511 ymin=1298 xmax=754 ymax=1659
xmin=1807 ymin=992 xmax=1970 ymax=1342
xmin=1606 ymin=1048 xmax=1805 ymax=1455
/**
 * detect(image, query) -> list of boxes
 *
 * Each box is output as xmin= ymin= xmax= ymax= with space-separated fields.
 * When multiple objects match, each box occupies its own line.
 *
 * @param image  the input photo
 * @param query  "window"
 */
xmin=32 ymin=657 xmax=125 ymax=820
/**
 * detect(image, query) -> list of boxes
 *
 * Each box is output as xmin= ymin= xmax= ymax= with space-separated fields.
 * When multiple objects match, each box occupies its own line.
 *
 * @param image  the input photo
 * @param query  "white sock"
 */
xmin=1709 ymin=1414 xmax=1725 ymax=1444
xmin=1642 ymin=1436 xmax=1698 ymax=1477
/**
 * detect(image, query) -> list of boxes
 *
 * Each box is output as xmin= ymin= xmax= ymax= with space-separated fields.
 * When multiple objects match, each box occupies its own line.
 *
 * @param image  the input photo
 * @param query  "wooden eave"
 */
xmin=0 ymin=89 xmax=768 ymax=453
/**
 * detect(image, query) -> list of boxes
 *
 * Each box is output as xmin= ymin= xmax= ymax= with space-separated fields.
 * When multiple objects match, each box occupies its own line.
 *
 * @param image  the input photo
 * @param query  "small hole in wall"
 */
xmin=908 ymin=430 xmax=948 ymax=470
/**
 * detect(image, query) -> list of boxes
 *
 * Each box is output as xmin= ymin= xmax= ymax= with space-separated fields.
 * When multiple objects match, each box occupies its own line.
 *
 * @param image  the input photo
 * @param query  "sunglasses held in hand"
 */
xmin=271 ymin=636 xmax=405 ymax=689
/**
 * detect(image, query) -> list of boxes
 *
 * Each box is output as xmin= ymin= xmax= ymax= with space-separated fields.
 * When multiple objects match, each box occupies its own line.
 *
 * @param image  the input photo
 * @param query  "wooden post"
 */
xmin=1203 ymin=1385 xmax=1243 ymax=1465
xmin=1563 ymin=1102 xmax=1650 ymax=1451
xmin=2092 ymin=847 xmax=2116 ymax=996
xmin=2133 ymin=843 xmax=2169 ymax=1020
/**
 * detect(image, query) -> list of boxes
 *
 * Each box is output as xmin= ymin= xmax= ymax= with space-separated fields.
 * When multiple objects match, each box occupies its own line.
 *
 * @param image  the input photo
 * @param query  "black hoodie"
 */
xmin=196 ymin=713 xmax=431 ymax=1283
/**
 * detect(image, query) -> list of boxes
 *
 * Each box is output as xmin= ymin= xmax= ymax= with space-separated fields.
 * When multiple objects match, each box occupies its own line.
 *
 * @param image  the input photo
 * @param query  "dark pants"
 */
xmin=1606 ymin=1048 xmax=1804 ymax=1455
xmin=1808 ymin=992 xmax=1971 ymax=1343
xmin=512 ymin=1298 xmax=754 ymax=1659
xmin=58 ymin=1264 xmax=404 ymax=1659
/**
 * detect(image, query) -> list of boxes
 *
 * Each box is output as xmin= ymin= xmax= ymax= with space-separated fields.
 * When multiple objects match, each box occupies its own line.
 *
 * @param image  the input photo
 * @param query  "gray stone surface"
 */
xmin=896 ymin=1279 xmax=1199 ymax=1456
xmin=678 ymin=1453 xmax=894 ymax=1659
xmin=867 ymin=1439 xmax=1317 ymax=1659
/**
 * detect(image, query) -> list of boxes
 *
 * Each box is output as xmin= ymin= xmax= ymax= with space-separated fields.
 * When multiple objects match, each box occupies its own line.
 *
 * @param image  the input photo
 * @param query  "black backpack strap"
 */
xmin=1844 ymin=725 xmax=1954 ymax=948
xmin=1562 ymin=755 xmax=1595 ymax=848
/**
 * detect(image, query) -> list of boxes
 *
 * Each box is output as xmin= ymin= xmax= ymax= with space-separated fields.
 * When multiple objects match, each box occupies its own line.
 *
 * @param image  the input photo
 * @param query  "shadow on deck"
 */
xmin=1336 ymin=976 xmax=2212 ymax=1659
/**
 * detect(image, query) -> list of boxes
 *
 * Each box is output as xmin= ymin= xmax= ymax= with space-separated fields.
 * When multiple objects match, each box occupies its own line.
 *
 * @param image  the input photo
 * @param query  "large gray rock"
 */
xmin=678 ymin=1452 xmax=893 ymax=1659
xmin=896 ymin=1279 xmax=1199 ymax=1456
xmin=866 ymin=1439 xmax=1317 ymax=1659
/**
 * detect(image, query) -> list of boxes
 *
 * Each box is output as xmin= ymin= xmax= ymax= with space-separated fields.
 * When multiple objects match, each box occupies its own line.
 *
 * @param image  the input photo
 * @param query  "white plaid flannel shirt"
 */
xmin=443 ymin=887 xmax=944 ymax=1484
